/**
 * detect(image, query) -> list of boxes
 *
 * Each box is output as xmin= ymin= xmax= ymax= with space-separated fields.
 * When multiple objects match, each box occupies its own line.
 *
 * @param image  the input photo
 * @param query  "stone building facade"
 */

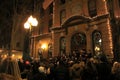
xmin=12 ymin=0 xmax=120 ymax=60
xmin=32 ymin=0 xmax=114 ymax=59
xmin=51 ymin=0 xmax=113 ymax=58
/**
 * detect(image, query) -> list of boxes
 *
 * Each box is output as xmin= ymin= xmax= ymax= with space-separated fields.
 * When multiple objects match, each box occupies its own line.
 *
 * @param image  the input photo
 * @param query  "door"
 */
xmin=71 ymin=33 xmax=86 ymax=53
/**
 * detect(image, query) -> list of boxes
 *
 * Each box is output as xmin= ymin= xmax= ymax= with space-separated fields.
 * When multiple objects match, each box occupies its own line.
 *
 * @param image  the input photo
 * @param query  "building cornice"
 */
xmin=31 ymin=33 xmax=51 ymax=39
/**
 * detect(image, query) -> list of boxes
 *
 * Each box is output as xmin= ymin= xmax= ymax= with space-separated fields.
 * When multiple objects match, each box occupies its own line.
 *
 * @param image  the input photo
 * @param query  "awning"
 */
xmin=43 ymin=0 xmax=53 ymax=9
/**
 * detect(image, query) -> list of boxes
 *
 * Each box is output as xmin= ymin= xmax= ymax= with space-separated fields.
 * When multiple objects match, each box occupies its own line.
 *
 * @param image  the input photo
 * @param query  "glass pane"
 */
xmin=93 ymin=31 xmax=102 ymax=55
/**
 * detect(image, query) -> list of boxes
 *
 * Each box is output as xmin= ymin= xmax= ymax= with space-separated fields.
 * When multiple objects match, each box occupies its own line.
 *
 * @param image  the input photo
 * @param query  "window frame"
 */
xmin=59 ymin=37 xmax=66 ymax=55
xmin=88 ymin=0 xmax=97 ymax=17
xmin=92 ymin=30 xmax=103 ymax=55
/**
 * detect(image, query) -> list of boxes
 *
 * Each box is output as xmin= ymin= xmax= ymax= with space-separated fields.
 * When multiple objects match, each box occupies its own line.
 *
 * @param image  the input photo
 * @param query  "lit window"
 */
xmin=92 ymin=31 xmax=102 ymax=55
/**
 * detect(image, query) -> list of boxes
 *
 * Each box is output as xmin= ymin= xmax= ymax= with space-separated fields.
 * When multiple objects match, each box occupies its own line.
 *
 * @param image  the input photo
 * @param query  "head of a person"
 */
xmin=38 ymin=66 xmax=46 ymax=73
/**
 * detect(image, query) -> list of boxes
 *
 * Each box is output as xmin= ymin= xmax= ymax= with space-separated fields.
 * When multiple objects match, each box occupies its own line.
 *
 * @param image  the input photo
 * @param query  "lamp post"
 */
xmin=23 ymin=15 xmax=38 ymax=61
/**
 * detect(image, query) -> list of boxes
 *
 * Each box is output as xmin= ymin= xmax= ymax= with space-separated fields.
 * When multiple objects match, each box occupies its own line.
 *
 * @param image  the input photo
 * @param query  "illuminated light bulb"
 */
xmin=24 ymin=22 xmax=30 ymax=29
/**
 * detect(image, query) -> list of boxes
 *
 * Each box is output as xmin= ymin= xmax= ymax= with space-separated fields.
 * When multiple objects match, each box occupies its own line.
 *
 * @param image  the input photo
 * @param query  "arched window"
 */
xmin=60 ymin=37 xmax=66 ymax=55
xmin=92 ymin=31 xmax=102 ymax=55
xmin=71 ymin=33 xmax=86 ymax=52
xmin=88 ymin=0 xmax=97 ymax=17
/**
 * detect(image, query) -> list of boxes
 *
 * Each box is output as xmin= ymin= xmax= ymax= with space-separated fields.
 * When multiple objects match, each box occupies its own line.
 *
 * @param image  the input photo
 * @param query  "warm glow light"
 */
xmin=95 ymin=46 xmax=100 ymax=51
xmin=0 ymin=49 xmax=3 ymax=52
xmin=4 ymin=54 xmax=7 ymax=58
xmin=104 ymin=0 xmax=108 ymax=13
xmin=28 ymin=16 xmax=34 ymax=23
xmin=24 ymin=15 xmax=38 ymax=29
xmin=18 ymin=56 xmax=22 ymax=59
xmin=107 ymin=19 xmax=113 ymax=56
xmin=12 ymin=54 xmax=15 ymax=58
xmin=24 ymin=21 xmax=30 ymax=29
xmin=99 ymin=39 xmax=102 ymax=43
xmin=41 ymin=44 xmax=46 ymax=50
xmin=31 ymin=18 xmax=38 ymax=26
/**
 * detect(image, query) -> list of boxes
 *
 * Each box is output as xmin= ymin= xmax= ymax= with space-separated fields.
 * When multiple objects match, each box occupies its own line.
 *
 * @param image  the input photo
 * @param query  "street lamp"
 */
xmin=24 ymin=15 xmax=38 ymax=30
xmin=23 ymin=15 xmax=38 ymax=61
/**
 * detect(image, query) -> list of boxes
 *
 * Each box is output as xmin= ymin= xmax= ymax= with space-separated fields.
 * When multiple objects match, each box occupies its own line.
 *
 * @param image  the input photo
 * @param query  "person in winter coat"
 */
xmin=31 ymin=66 xmax=48 ymax=80
xmin=69 ymin=60 xmax=85 ymax=80
xmin=81 ymin=59 xmax=98 ymax=80
xmin=96 ymin=53 xmax=111 ymax=80
xmin=111 ymin=61 xmax=120 ymax=80
xmin=53 ymin=60 xmax=69 ymax=80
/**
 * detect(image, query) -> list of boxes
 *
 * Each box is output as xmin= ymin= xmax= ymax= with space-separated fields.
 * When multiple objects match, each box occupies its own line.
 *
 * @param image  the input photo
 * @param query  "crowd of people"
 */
xmin=18 ymin=50 xmax=120 ymax=80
